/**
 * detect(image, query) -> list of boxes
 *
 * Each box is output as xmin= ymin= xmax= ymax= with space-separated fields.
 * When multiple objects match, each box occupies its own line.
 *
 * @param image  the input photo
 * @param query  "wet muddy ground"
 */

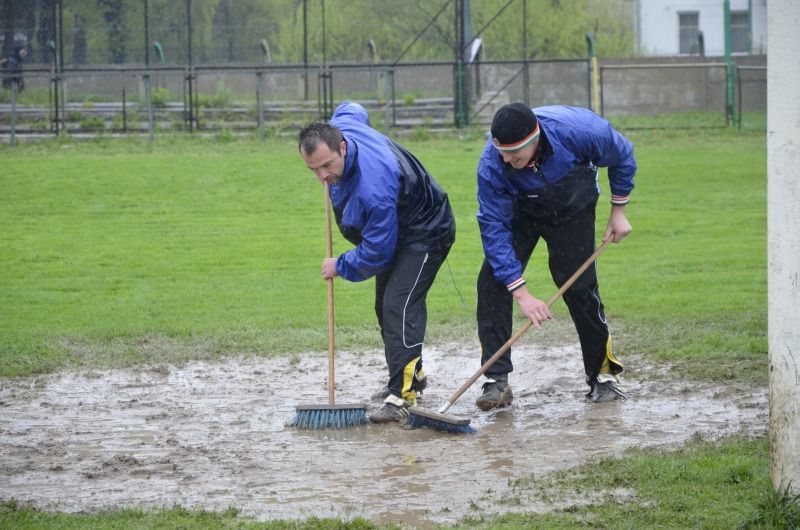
xmin=0 ymin=342 xmax=767 ymax=528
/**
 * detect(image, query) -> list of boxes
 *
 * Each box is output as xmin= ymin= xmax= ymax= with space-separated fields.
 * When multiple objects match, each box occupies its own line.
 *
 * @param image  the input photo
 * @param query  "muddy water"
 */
xmin=0 ymin=343 xmax=766 ymax=528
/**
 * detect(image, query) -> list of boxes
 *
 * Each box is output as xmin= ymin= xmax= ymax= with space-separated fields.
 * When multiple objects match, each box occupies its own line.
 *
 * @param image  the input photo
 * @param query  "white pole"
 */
xmin=767 ymin=0 xmax=800 ymax=495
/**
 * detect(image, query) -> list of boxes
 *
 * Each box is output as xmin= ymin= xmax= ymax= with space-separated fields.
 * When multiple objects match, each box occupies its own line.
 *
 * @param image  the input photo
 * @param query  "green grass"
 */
xmin=0 ymin=127 xmax=766 ymax=381
xmin=451 ymin=435 xmax=798 ymax=529
xmin=600 ymin=125 xmax=767 ymax=383
xmin=0 ymin=503 xmax=395 ymax=530
xmin=0 ymin=126 xmax=780 ymax=529
xmin=2 ymin=436 xmax=795 ymax=529
xmin=607 ymin=110 xmax=766 ymax=131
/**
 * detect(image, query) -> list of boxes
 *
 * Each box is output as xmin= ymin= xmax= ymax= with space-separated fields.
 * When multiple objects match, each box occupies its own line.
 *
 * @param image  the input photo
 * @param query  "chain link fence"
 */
xmin=1 ymin=1 xmax=765 ymax=142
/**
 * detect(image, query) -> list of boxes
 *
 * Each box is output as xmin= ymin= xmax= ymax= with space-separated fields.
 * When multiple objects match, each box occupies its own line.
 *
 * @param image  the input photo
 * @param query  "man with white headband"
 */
xmin=474 ymin=102 xmax=636 ymax=409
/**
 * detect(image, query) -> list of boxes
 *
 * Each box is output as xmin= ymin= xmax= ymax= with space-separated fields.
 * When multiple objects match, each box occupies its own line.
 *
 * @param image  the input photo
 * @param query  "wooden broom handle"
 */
xmin=445 ymin=238 xmax=612 ymax=408
xmin=325 ymin=183 xmax=336 ymax=405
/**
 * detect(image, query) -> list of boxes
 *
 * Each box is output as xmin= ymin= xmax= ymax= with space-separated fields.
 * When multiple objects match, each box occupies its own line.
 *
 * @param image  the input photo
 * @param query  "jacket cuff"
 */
xmin=506 ymin=277 xmax=526 ymax=292
xmin=610 ymin=194 xmax=629 ymax=206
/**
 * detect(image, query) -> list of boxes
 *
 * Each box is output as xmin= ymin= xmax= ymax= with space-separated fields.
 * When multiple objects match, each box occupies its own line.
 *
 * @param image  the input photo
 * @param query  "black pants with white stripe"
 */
xmin=477 ymin=186 xmax=618 ymax=388
xmin=375 ymin=244 xmax=451 ymax=402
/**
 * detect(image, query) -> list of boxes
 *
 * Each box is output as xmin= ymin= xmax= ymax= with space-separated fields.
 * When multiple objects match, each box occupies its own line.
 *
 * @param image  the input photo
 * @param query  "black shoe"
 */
xmin=368 ymin=402 xmax=410 ymax=423
xmin=476 ymin=380 xmax=513 ymax=411
xmin=587 ymin=375 xmax=627 ymax=402
xmin=370 ymin=374 xmax=428 ymax=401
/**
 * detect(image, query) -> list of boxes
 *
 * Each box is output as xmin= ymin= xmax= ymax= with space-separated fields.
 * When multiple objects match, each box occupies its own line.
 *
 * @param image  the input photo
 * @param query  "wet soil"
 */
xmin=0 ymin=342 xmax=767 ymax=528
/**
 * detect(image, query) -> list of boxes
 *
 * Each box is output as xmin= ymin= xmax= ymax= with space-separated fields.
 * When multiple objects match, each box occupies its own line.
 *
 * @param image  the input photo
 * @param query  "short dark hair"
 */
xmin=491 ymin=102 xmax=538 ymax=147
xmin=298 ymin=121 xmax=343 ymax=156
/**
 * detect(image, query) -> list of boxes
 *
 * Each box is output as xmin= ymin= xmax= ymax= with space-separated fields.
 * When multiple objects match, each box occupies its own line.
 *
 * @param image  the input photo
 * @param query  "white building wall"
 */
xmin=750 ymin=0 xmax=768 ymax=53
xmin=636 ymin=0 xmax=767 ymax=56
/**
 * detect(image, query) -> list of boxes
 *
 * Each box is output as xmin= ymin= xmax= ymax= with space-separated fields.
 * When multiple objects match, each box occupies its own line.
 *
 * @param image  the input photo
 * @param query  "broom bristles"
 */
xmin=406 ymin=407 xmax=476 ymax=434
xmin=288 ymin=405 xmax=369 ymax=429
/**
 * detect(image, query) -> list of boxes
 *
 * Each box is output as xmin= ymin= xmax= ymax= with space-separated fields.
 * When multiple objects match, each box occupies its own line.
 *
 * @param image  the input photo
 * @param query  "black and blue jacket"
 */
xmin=476 ymin=105 xmax=636 ymax=287
xmin=330 ymin=101 xmax=455 ymax=282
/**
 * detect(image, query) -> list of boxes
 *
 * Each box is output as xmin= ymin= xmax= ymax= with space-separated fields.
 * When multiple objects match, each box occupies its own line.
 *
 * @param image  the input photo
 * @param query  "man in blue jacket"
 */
xmin=475 ymin=102 xmax=635 ymax=410
xmin=299 ymin=101 xmax=456 ymax=423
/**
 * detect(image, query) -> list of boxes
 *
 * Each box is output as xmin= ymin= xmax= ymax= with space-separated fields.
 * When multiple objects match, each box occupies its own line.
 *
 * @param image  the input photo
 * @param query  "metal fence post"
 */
xmin=723 ymin=0 xmax=735 ymax=125
xmin=256 ymin=71 xmax=265 ymax=141
xmin=51 ymin=73 xmax=61 ymax=136
xmin=736 ymin=65 xmax=745 ymax=129
xmin=10 ymin=80 xmax=17 ymax=147
xmin=522 ymin=0 xmax=529 ymax=105
xmin=144 ymin=73 xmax=154 ymax=143
xmin=599 ymin=64 xmax=604 ymax=117
xmin=390 ymin=68 xmax=396 ymax=128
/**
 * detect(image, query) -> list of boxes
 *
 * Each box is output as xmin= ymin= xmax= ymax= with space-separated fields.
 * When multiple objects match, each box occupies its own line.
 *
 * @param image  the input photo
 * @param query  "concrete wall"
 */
xmin=475 ymin=61 xmax=591 ymax=109
xmin=598 ymin=55 xmax=765 ymax=116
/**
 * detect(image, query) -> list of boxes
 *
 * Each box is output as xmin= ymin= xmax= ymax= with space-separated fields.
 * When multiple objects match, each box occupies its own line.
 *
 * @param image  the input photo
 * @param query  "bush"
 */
xmin=79 ymin=116 xmax=106 ymax=130
xmin=198 ymin=82 xmax=233 ymax=109
xmin=215 ymin=128 xmax=235 ymax=142
xmin=150 ymin=87 xmax=176 ymax=109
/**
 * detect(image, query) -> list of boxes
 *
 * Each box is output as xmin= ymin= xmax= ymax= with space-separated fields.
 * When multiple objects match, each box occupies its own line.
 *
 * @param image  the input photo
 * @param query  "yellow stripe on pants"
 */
xmin=401 ymin=356 xmax=420 ymax=406
xmin=599 ymin=335 xmax=624 ymax=375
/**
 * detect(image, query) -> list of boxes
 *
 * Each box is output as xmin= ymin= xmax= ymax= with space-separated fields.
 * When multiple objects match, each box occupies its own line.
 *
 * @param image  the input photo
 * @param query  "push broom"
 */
xmin=406 ymin=239 xmax=612 ymax=433
xmin=288 ymin=183 xmax=368 ymax=429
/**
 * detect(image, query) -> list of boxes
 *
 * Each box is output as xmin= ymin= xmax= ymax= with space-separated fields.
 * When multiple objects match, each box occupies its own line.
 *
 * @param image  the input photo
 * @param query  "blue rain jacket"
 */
xmin=330 ymin=101 xmax=455 ymax=281
xmin=477 ymin=105 xmax=636 ymax=286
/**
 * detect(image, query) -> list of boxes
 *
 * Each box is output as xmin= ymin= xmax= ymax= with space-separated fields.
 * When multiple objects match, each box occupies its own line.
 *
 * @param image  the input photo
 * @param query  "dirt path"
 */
xmin=0 ymin=343 xmax=767 ymax=528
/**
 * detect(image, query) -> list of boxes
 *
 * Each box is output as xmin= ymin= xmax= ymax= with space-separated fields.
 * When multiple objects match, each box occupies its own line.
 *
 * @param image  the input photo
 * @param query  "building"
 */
xmin=632 ymin=0 xmax=767 ymax=56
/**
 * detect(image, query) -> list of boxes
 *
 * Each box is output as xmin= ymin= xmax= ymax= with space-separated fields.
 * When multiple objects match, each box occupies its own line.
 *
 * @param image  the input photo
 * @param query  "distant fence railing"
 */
xmin=1 ymin=57 xmax=767 ymax=144
xmin=735 ymin=65 xmax=767 ymax=129
xmin=599 ymin=60 xmax=766 ymax=128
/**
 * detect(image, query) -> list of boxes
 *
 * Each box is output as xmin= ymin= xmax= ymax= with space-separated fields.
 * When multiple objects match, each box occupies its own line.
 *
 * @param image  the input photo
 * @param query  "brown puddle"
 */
xmin=0 ymin=343 xmax=767 ymax=528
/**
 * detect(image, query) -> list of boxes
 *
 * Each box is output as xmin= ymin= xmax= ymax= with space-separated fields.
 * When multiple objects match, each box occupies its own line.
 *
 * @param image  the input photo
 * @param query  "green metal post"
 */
xmin=144 ymin=73 xmax=154 ymax=143
xmin=10 ymin=80 xmax=17 ymax=147
xmin=144 ymin=0 xmax=149 ymax=66
xmin=257 ymin=71 xmax=265 ymax=141
xmin=586 ymin=33 xmax=598 ymax=112
xmin=454 ymin=0 xmax=466 ymax=128
xmin=724 ymin=0 xmax=735 ymax=125
xmin=522 ymin=0 xmax=529 ymax=106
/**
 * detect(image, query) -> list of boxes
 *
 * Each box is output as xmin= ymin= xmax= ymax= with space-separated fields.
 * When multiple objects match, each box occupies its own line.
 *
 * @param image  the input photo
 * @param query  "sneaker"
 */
xmin=368 ymin=402 xmax=410 ymax=424
xmin=587 ymin=375 xmax=627 ymax=402
xmin=475 ymin=380 xmax=513 ymax=411
xmin=370 ymin=374 xmax=428 ymax=401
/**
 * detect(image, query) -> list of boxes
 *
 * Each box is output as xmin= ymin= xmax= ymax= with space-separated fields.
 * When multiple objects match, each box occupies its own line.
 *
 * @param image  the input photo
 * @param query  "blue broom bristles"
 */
xmin=406 ymin=411 xmax=477 ymax=434
xmin=288 ymin=407 xmax=369 ymax=429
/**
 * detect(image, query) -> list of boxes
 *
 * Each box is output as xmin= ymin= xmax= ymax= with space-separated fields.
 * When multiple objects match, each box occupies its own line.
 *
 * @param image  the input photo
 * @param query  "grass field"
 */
xmin=0 ymin=126 xmax=766 ymax=381
xmin=0 ymin=125 xmax=778 ymax=528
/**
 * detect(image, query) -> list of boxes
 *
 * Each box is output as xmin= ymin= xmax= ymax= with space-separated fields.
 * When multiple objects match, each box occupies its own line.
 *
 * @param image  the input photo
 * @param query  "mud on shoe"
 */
xmin=475 ymin=380 xmax=513 ymax=411
xmin=368 ymin=395 xmax=410 ymax=424
xmin=587 ymin=374 xmax=627 ymax=403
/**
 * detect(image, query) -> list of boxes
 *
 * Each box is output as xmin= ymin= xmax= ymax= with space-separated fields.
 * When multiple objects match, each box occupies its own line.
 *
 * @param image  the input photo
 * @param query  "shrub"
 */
xmin=79 ymin=116 xmax=106 ymax=130
xmin=150 ymin=87 xmax=175 ymax=109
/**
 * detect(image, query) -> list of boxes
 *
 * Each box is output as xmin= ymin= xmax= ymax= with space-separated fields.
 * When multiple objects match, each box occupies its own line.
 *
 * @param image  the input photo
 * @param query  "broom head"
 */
xmin=406 ymin=406 xmax=476 ymax=434
xmin=289 ymin=403 xmax=369 ymax=429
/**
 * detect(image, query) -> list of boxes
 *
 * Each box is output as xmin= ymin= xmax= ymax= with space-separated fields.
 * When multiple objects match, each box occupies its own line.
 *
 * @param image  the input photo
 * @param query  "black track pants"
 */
xmin=476 ymin=185 xmax=619 ymax=387
xmin=375 ymin=245 xmax=450 ymax=401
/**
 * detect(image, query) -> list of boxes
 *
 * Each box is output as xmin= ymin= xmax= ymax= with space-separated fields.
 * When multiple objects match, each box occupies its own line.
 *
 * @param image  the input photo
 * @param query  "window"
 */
xmin=731 ymin=11 xmax=750 ymax=53
xmin=679 ymin=12 xmax=700 ymax=55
